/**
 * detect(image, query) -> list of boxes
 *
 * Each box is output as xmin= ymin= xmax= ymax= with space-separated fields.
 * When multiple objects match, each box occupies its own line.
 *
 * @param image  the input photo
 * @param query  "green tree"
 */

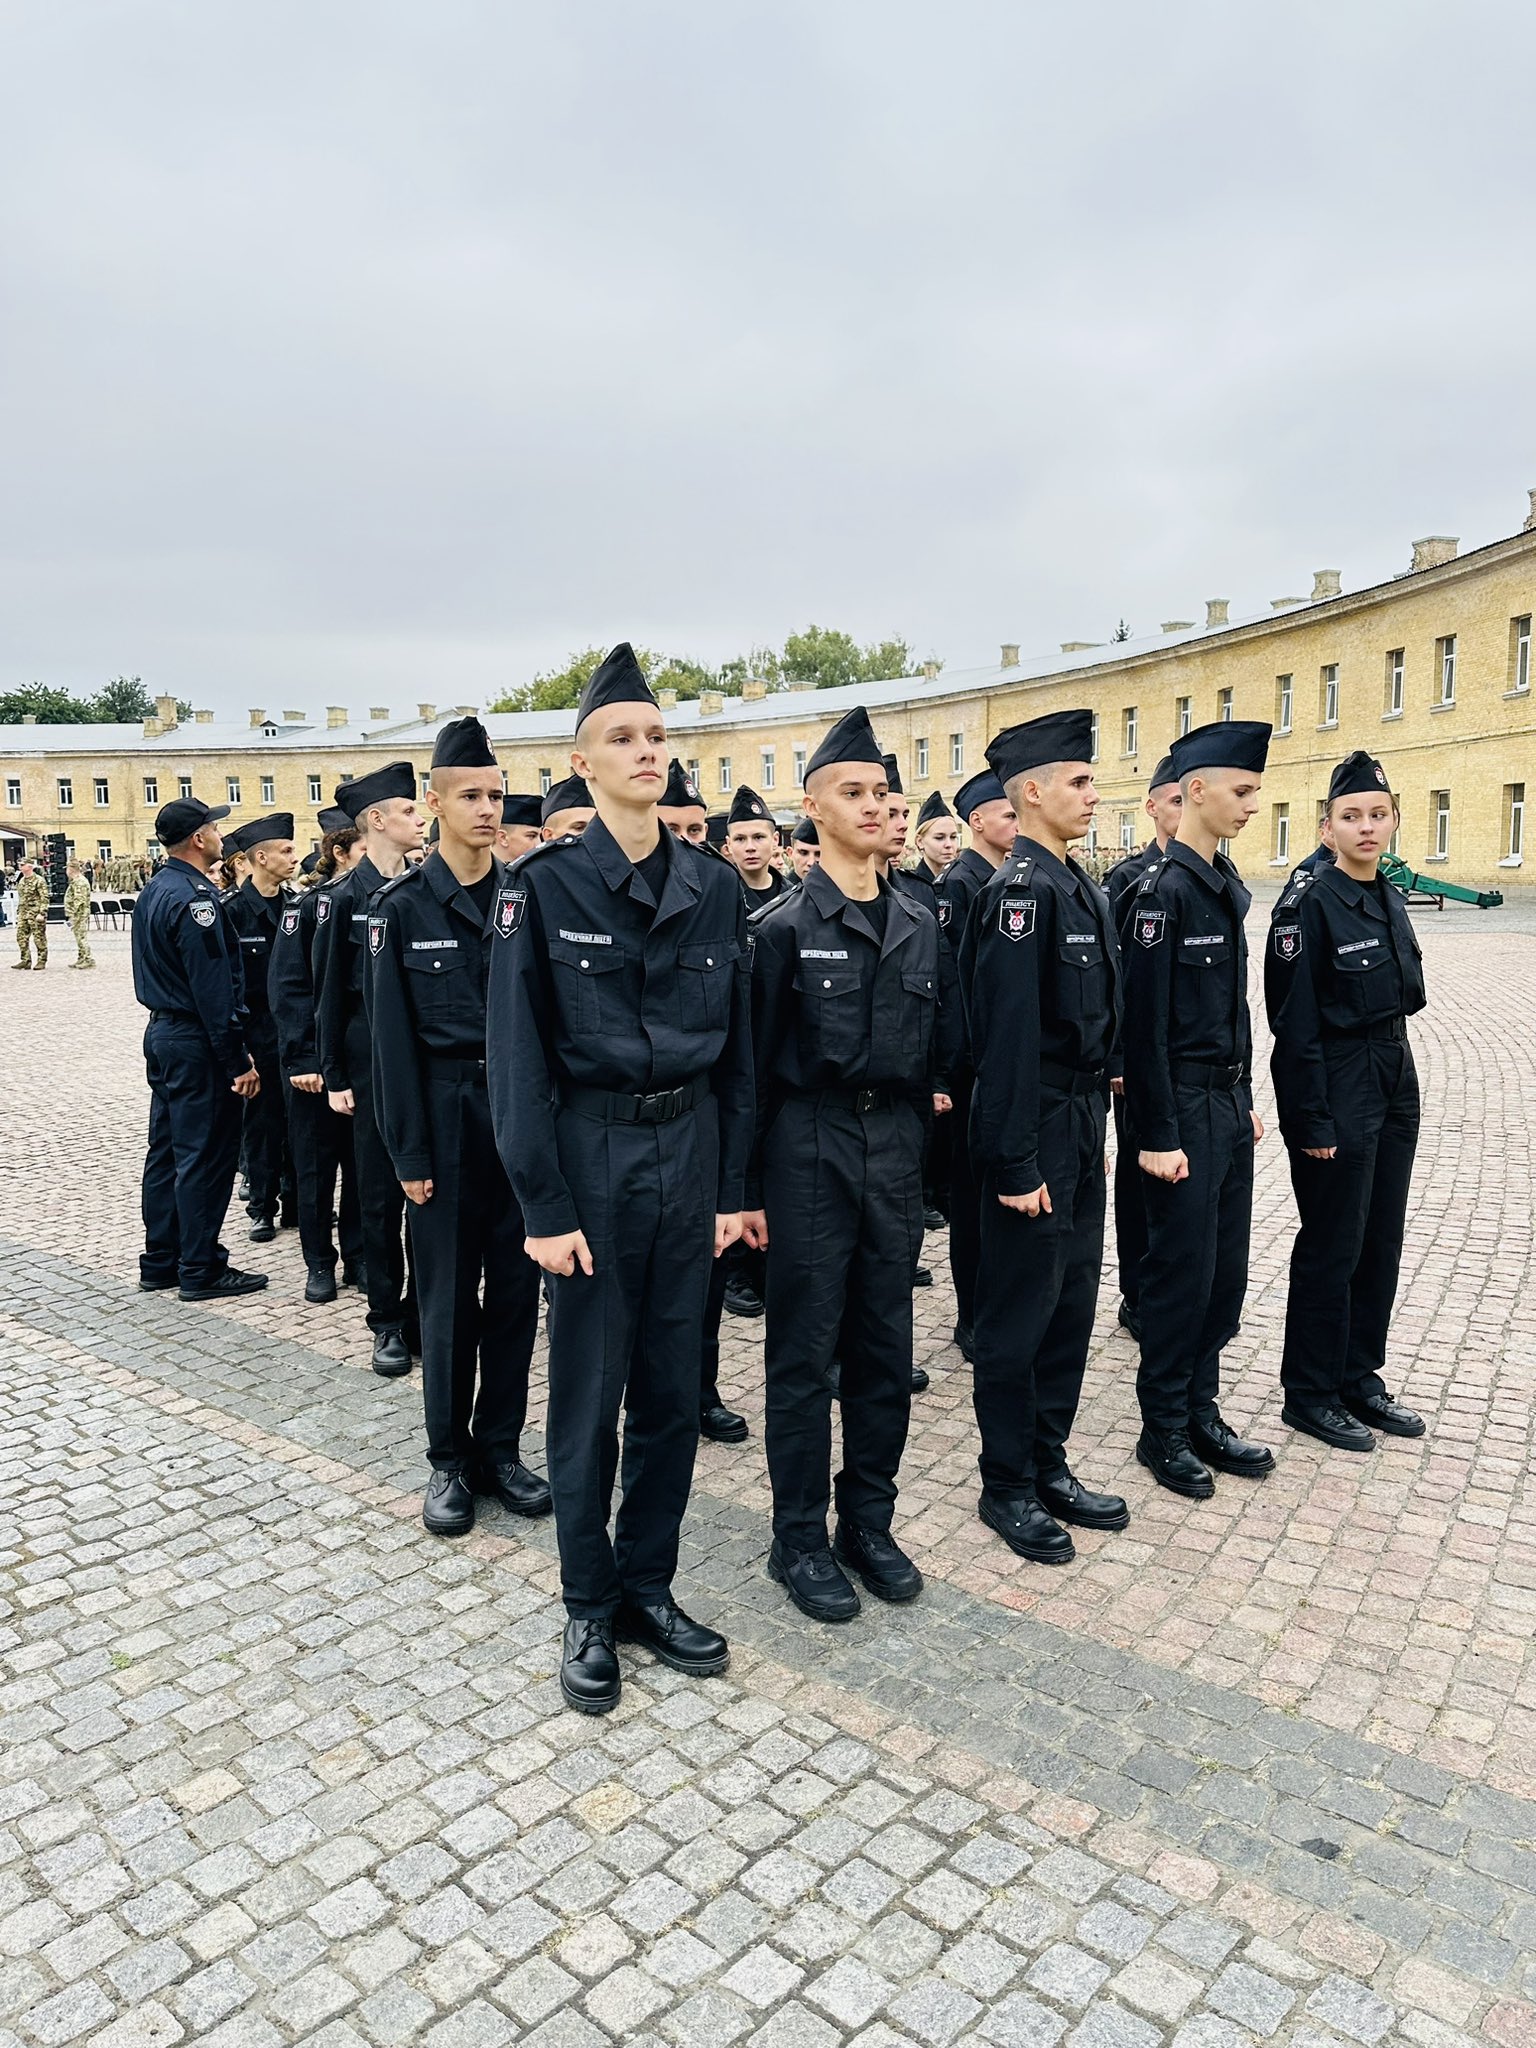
xmin=0 ymin=682 xmax=94 ymax=724
xmin=488 ymin=646 xmax=723 ymax=715
xmin=1111 ymin=618 xmax=1132 ymax=642
xmin=780 ymin=626 xmax=924 ymax=692
xmin=91 ymin=675 xmax=153 ymax=721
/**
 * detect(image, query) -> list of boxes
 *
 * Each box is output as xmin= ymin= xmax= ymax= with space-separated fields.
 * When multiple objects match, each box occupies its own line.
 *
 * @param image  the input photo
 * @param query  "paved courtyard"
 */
xmin=2 ymin=895 xmax=1534 ymax=2048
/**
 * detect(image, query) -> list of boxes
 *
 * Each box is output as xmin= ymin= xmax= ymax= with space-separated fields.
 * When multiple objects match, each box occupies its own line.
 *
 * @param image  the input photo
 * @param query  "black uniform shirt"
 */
xmin=270 ymin=886 xmax=326 ymax=1081
xmin=1105 ymin=842 xmax=1168 ymax=1081
xmin=736 ymin=866 xmax=789 ymax=916
xmin=960 ymin=836 xmax=1119 ymax=1194
xmin=931 ymin=844 xmax=997 ymax=945
xmin=1121 ymin=837 xmax=1254 ymax=1154
xmin=222 ymin=878 xmax=287 ymax=1033
xmin=486 ymin=816 xmax=754 ymax=1237
xmin=365 ymin=852 xmax=521 ymax=1182
xmin=746 ymin=861 xmax=957 ymax=1203
xmin=313 ymin=853 xmax=392 ymax=1092
xmin=130 ymin=856 xmax=250 ymax=1081
xmin=1264 ymin=862 xmax=1426 ymax=1148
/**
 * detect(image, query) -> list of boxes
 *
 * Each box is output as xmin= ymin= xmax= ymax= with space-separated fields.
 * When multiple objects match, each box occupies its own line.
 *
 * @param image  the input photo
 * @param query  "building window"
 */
xmin=1431 ymin=789 xmax=1450 ymax=860
xmin=1319 ymin=663 xmax=1339 ymax=728
xmin=58 ymin=777 xmax=73 ymax=808
xmin=949 ymin=733 xmax=964 ymax=774
xmin=1504 ymin=783 xmax=1525 ymax=863
xmin=1176 ymin=696 xmax=1192 ymax=737
xmin=5 ymin=778 xmax=20 ymax=807
xmin=418 ymin=774 xmax=430 ymax=800
xmin=178 ymin=776 xmax=194 ymax=800
xmin=1436 ymin=635 xmax=1456 ymax=707
xmin=94 ymin=777 xmax=110 ymax=807
xmin=1089 ymin=713 xmax=1100 ymax=762
xmin=718 ymin=757 xmax=732 ymax=794
xmin=915 ymin=738 xmax=929 ymax=779
xmin=1218 ymin=687 xmax=1233 ymax=722
xmin=1272 ymin=803 xmax=1290 ymax=863
xmin=1084 ymin=814 xmax=1098 ymax=853
xmin=1122 ymin=706 xmax=1138 ymax=756
xmin=793 ymin=746 xmax=807 ymax=787
xmin=1385 ymin=648 xmax=1405 ymax=717
xmin=143 ymin=776 xmax=158 ymax=805
xmin=537 ymin=767 xmax=552 ymax=796
xmin=225 ymin=777 xmax=240 ymax=805
xmin=97 ymin=840 xmax=112 ymax=861
xmin=307 ymin=774 xmax=322 ymax=804
xmin=686 ymin=758 xmax=701 ymax=787
xmin=260 ymin=776 xmax=276 ymax=806
xmin=1275 ymin=677 xmax=1292 ymax=733
xmin=1511 ymin=615 xmax=1532 ymax=694
xmin=760 ymin=747 xmax=775 ymax=791
xmin=1119 ymin=813 xmax=1134 ymax=852
xmin=1217 ymin=836 xmax=1232 ymax=859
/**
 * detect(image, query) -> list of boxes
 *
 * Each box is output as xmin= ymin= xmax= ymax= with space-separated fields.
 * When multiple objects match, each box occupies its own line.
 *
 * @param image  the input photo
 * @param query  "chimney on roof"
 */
xmin=1270 ymin=596 xmax=1306 ymax=611
xmin=283 ymin=710 xmax=304 ymax=723
xmin=370 ymin=705 xmax=389 ymax=722
xmin=1311 ymin=570 xmax=1342 ymax=601
xmin=21 ymin=713 xmax=37 ymax=725
xmin=1410 ymin=536 xmax=1458 ymax=572
xmin=417 ymin=702 xmax=436 ymax=722
xmin=1001 ymin=643 xmax=1020 ymax=668
xmin=656 ymin=688 xmax=678 ymax=711
xmin=1525 ymin=488 xmax=1536 ymax=533
xmin=249 ymin=708 xmax=268 ymax=728
xmin=1205 ymin=599 xmax=1230 ymax=629
xmin=741 ymin=678 xmax=768 ymax=701
xmin=194 ymin=709 xmax=214 ymax=724
xmin=921 ymin=660 xmax=940 ymax=680
xmin=1060 ymin=640 xmax=1102 ymax=653
xmin=326 ymin=706 xmax=348 ymax=729
xmin=1161 ymin=620 xmax=1195 ymax=635
xmin=155 ymin=695 xmax=178 ymax=727
xmin=698 ymin=691 xmax=724 ymax=716
xmin=788 ymin=675 xmax=814 ymax=692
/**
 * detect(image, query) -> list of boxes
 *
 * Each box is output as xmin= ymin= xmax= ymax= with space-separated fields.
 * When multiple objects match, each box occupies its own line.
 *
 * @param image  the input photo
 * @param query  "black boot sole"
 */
xmin=1193 ymin=1447 xmax=1274 ymax=1478
xmin=832 ymin=1544 xmax=924 ymax=1604
xmin=1134 ymin=1445 xmax=1215 ymax=1499
xmin=422 ymin=1513 xmax=474 ymax=1537
xmin=372 ymin=1359 xmax=412 ymax=1379
xmin=560 ymin=1674 xmax=620 ymax=1715
xmin=138 ymin=1277 xmax=179 ymax=1292
xmin=977 ymin=1496 xmax=1075 ymax=1564
xmin=1281 ymin=1407 xmax=1375 ymax=1453
xmin=612 ymin=1623 xmax=729 ymax=1677
xmin=765 ymin=1551 xmax=860 ymax=1623
xmin=471 ymin=1480 xmax=554 ymax=1518
xmin=700 ymin=1420 xmax=750 ymax=1444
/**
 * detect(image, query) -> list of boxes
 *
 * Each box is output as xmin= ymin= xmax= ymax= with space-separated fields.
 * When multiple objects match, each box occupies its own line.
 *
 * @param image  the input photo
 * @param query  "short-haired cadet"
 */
xmin=222 ymin=814 xmax=300 ymax=1243
xmin=498 ymin=793 xmax=543 ymax=863
xmin=1121 ymin=719 xmax=1276 ymax=1499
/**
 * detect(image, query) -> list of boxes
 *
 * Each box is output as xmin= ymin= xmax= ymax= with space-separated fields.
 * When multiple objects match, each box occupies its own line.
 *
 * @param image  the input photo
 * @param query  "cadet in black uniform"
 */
xmin=657 ymin=759 xmax=711 ymax=846
xmin=788 ymin=818 xmax=820 ymax=881
xmin=1105 ymin=757 xmax=1183 ymax=1340
xmin=313 ymin=761 xmax=423 ymax=1374
xmin=961 ymin=711 xmax=1130 ymax=1563
xmin=910 ymin=788 xmax=960 ymax=889
xmin=724 ymin=785 xmax=789 ymax=911
xmin=488 ymin=644 xmax=752 ymax=1715
xmin=496 ymin=792 xmax=543 ymax=863
xmin=221 ymin=814 xmax=299 ymax=1244
xmin=1121 ymin=720 xmax=1275 ymax=1499
xmin=270 ymin=811 xmax=364 ymax=1302
xmin=540 ymin=774 xmax=595 ymax=840
xmin=132 ymin=795 xmax=268 ymax=1302
xmin=367 ymin=717 xmax=554 ymax=1535
xmin=743 ymin=707 xmax=955 ymax=1623
xmin=932 ymin=769 xmax=1018 ymax=1360
xmin=1266 ymin=751 xmax=1427 ymax=1450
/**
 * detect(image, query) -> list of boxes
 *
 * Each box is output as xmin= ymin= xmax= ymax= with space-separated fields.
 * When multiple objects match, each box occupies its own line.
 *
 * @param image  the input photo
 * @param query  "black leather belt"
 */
xmin=1328 ymin=1016 xmax=1407 ymax=1043
xmin=1171 ymin=1060 xmax=1245 ymax=1090
xmin=1040 ymin=1060 xmax=1107 ymax=1096
xmin=788 ymin=1085 xmax=898 ymax=1114
xmin=425 ymin=1054 xmax=488 ymax=1079
xmin=561 ymin=1076 xmax=705 ymax=1124
xmin=149 ymin=1009 xmax=196 ymax=1024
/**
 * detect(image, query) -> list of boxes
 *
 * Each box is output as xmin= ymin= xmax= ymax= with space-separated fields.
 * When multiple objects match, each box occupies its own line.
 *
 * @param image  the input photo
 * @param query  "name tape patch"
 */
xmin=558 ymin=928 xmax=611 ymax=945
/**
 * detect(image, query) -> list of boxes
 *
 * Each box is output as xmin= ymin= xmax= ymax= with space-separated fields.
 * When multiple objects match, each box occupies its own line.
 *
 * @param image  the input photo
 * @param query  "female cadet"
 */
xmin=910 ymin=789 xmax=960 ymax=885
xmin=1265 ymin=750 xmax=1428 ymax=1451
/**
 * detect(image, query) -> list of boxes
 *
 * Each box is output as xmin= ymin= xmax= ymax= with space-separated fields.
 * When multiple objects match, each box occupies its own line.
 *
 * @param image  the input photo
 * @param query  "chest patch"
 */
xmin=368 ymin=916 xmax=387 ymax=957
xmin=1338 ymin=937 xmax=1380 ymax=955
xmin=998 ymin=896 xmax=1035 ymax=941
xmin=1135 ymin=907 xmax=1167 ymax=948
xmin=281 ymin=907 xmax=300 ymax=937
xmin=936 ymin=899 xmax=953 ymax=928
xmin=188 ymin=900 xmax=216 ymax=930
xmin=315 ymin=893 xmax=331 ymax=924
xmin=1274 ymin=924 xmax=1301 ymax=961
xmin=495 ymin=889 xmax=525 ymax=939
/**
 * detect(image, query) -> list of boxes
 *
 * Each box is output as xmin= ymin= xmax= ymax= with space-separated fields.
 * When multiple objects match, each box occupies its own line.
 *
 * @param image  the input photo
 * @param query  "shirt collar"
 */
xmin=1317 ymin=860 xmax=1388 ymax=920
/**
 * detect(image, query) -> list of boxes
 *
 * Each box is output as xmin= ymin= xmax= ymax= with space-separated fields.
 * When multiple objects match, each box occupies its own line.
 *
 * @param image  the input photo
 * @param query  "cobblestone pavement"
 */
xmin=2 ymin=903 xmax=1534 ymax=2048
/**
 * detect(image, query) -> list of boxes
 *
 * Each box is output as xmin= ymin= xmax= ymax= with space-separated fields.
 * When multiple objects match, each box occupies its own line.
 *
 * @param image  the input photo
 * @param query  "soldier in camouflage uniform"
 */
xmin=64 ymin=862 xmax=96 ymax=969
xmin=13 ymin=861 xmax=48 ymax=970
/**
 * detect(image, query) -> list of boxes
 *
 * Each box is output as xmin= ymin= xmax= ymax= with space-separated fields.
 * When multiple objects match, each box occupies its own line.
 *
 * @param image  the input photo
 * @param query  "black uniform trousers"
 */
xmin=700 ymin=1247 xmax=730 ymax=1410
xmin=411 ymin=1061 xmax=539 ymax=1470
xmin=1136 ymin=1079 xmax=1254 ymax=1436
xmin=345 ymin=1011 xmax=416 ymax=1337
xmin=241 ymin=1024 xmax=292 ymax=1223
xmin=1281 ymin=1039 xmax=1419 ymax=1406
xmin=973 ymin=1089 xmax=1107 ymax=1497
xmin=1111 ymin=1092 xmax=1148 ymax=1311
xmin=545 ymin=1096 xmax=717 ymax=1619
xmin=762 ymin=1096 xmax=924 ymax=1553
xmin=286 ymin=1086 xmax=363 ymax=1275
xmin=946 ymin=1073 xmax=981 ymax=1337
xmin=140 ymin=1017 xmax=243 ymax=1289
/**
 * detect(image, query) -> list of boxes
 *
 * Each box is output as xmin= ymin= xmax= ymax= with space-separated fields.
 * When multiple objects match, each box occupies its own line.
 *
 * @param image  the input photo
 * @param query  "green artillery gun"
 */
xmin=1378 ymin=853 xmax=1503 ymax=911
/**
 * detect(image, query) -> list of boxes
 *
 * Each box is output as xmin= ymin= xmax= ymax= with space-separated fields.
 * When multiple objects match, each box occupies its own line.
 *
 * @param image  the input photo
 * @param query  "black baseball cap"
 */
xmin=155 ymin=796 xmax=230 ymax=845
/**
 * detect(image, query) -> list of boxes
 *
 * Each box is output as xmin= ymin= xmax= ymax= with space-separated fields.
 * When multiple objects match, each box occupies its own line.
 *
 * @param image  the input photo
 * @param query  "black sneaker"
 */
xmin=952 ymin=1323 xmax=976 ymax=1363
xmin=766 ymin=1542 xmax=861 ymax=1623
xmin=1117 ymin=1299 xmax=1142 ymax=1341
xmin=832 ymin=1521 xmax=923 ymax=1603
xmin=912 ymin=1267 xmax=932 ymax=1287
xmin=1281 ymin=1403 xmax=1375 ymax=1453
xmin=138 ymin=1273 xmax=179 ymax=1293
xmin=178 ymin=1268 xmax=270 ymax=1302
xmin=1341 ymin=1390 xmax=1425 ymax=1438
xmin=978 ymin=1491 xmax=1076 ymax=1564
xmin=922 ymin=1205 xmax=947 ymax=1231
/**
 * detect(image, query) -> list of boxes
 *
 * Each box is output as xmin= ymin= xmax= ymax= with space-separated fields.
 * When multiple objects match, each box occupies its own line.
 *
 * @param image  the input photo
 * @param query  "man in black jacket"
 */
xmin=221 ymin=814 xmax=299 ymax=1244
xmin=367 ymin=716 xmax=553 ymax=1537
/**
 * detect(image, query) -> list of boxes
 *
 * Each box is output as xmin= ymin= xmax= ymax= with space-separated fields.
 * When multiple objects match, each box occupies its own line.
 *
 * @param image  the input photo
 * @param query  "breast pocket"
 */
xmin=1173 ymin=940 xmax=1233 ymax=1022
xmin=402 ymin=949 xmax=475 ymax=1021
xmin=901 ymin=966 xmax=938 ymax=1065
xmin=1333 ymin=946 xmax=1396 ymax=1018
xmin=548 ymin=938 xmax=629 ymax=1034
xmin=679 ymin=938 xmax=739 ymax=1030
xmin=793 ymin=965 xmax=864 ymax=1067
xmin=1055 ymin=941 xmax=1105 ymax=1023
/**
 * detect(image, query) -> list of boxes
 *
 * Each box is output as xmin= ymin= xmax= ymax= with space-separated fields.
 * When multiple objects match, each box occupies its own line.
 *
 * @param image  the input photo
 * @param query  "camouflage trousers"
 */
xmin=68 ymin=906 xmax=94 ymax=967
xmin=15 ymin=911 xmax=46 ymax=968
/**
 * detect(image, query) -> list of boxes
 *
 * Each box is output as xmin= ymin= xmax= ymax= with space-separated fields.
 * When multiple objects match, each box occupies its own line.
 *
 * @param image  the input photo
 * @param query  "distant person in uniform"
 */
xmin=910 ymin=789 xmax=959 ymax=886
xmin=540 ymin=775 xmax=595 ymax=841
xmin=13 ymin=860 xmax=48 ymax=970
xmin=724 ymin=786 xmax=788 ymax=910
xmin=497 ymin=793 xmax=543 ymax=862
xmin=131 ymin=796 xmax=268 ymax=1302
xmin=657 ymin=760 xmax=711 ymax=845
xmin=222 ymin=815 xmax=300 ymax=1243
xmin=64 ymin=861 xmax=95 ymax=969
xmin=788 ymin=818 xmax=821 ymax=880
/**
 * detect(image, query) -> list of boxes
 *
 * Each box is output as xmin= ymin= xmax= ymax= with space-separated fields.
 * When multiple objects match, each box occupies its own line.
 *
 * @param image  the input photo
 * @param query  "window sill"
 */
xmin=1269 ymin=857 xmax=1292 ymax=867
xmin=1504 ymin=687 xmax=1531 ymax=700
xmin=1431 ymin=701 xmax=1456 ymax=714
xmin=1275 ymin=725 xmax=1292 ymax=738
xmin=1499 ymin=856 xmax=1524 ymax=868
xmin=1424 ymin=854 xmax=1448 ymax=863
xmin=1317 ymin=721 xmax=1339 ymax=732
xmin=1381 ymin=710 xmax=1403 ymax=721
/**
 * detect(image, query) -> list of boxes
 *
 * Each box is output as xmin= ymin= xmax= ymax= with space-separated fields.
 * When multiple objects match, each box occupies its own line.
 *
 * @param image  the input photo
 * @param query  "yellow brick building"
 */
xmin=5 ymin=494 xmax=1533 ymax=886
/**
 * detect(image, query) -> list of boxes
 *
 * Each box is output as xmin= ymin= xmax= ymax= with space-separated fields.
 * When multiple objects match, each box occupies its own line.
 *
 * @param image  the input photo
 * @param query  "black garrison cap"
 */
xmin=986 ymin=710 xmax=1095 ymax=785
xmin=953 ymin=769 xmax=1008 ymax=818
xmin=727 ymin=783 xmax=772 ymax=825
xmin=881 ymin=752 xmax=903 ymax=796
xmin=154 ymin=795 xmax=230 ymax=844
xmin=791 ymin=818 xmax=819 ymax=846
xmin=335 ymin=761 xmax=416 ymax=819
xmin=1169 ymin=718 xmax=1272 ymax=779
xmin=804 ymin=705 xmax=884 ymax=780
xmin=915 ymin=788 xmax=952 ymax=827
xmin=224 ymin=813 xmax=295 ymax=854
xmin=1327 ymin=749 xmax=1393 ymax=801
xmin=501 ymin=792 xmax=542 ymax=828
xmin=316 ymin=806 xmax=352 ymax=835
xmin=663 ymin=759 xmax=707 ymax=811
xmin=540 ymin=774 xmax=593 ymax=825
xmin=1149 ymin=755 xmax=1178 ymax=793
xmin=431 ymin=714 xmax=498 ymax=769
xmin=705 ymin=813 xmax=729 ymax=847
xmin=574 ymin=642 xmax=658 ymax=733
xmin=299 ymin=851 xmax=320 ymax=875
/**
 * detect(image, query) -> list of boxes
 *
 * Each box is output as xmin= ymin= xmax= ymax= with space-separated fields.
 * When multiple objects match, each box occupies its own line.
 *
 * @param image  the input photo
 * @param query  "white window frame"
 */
xmin=949 ymin=733 xmax=964 ymax=774
xmin=97 ymin=839 xmax=112 ymax=862
xmin=1218 ymin=688 xmax=1233 ymax=722
xmin=1119 ymin=813 xmax=1134 ymax=852
xmin=1386 ymin=648 xmax=1405 ymax=717
xmin=1273 ymin=804 xmax=1290 ymax=864
xmin=178 ymin=775 xmax=194 ymax=800
xmin=226 ymin=777 xmax=240 ymax=805
xmin=686 ymin=759 xmax=701 ymax=787
xmin=759 ymin=747 xmax=776 ymax=792
xmin=143 ymin=776 xmax=158 ymax=805
xmin=1438 ymin=635 xmax=1457 ymax=707
xmin=718 ymin=757 xmax=733 ymax=794
xmin=1320 ymin=663 xmax=1339 ymax=728
xmin=5 ymin=778 xmax=21 ymax=807
xmin=1432 ymin=790 xmax=1450 ymax=860
xmin=915 ymin=737 xmax=929 ymax=779
xmin=58 ymin=777 xmax=74 ymax=808
xmin=94 ymin=777 xmax=110 ymax=807
xmin=1123 ymin=706 xmax=1138 ymax=756
xmin=1505 ymin=783 xmax=1525 ymax=864
xmin=538 ymin=767 xmax=552 ymax=796
xmin=1276 ymin=676 xmax=1292 ymax=734
xmin=260 ymin=775 xmax=276 ymax=806
xmin=1513 ymin=616 xmax=1531 ymax=695
xmin=307 ymin=774 xmax=322 ymax=804
xmin=1176 ymin=696 xmax=1192 ymax=737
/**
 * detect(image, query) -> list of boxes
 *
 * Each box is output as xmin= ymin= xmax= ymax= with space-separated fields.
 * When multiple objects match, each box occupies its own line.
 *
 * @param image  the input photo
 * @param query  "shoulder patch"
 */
xmin=280 ymin=906 xmax=300 ymax=937
xmin=1273 ymin=923 xmax=1302 ymax=962
xmin=315 ymin=892 xmax=332 ymax=924
xmin=1133 ymin=905 xmax=1167 ymax=948
xmin=188 ymin=899 xmax=217 ymax=930
xmin=494 ymin=887 xmax=525 ymax=939
xmin=368 ymin=915 xmax=387 ymax=957
xmin=935 ymin=897 xmax=953 ymax=928
xmin=998 ymin=894 xmax=1036 ymax=941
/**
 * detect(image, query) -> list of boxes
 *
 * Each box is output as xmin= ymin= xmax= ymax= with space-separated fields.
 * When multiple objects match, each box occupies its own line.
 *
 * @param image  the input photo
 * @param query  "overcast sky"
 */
xmin=3 ymin=0 xmax=1534 ymax=717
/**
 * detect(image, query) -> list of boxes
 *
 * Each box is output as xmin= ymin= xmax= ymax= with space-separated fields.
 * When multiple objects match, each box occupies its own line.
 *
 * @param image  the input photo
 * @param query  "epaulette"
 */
xmin=748 ymin=890 xmax=795 ymax=930
xmin=1006 ymin=854 xmax=1034 ymax=886
xmin=1276 ymin=872 xmax=1311 ymax=912
xmin=372 ymin=868 xmax=416 ymax=899
xmin=1135 ymin=863 xmax=1164 ymax=896
xmin=509 ymin=833 xmax=582 ymax=874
